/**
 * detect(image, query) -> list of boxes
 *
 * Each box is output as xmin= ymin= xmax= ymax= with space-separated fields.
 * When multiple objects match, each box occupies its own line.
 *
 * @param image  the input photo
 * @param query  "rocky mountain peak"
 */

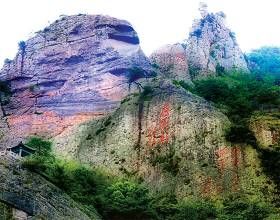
xmin=185 ymin=5 xmax=249 ymax=77
xmin=198 ymin=2 xmax=208 ymax=18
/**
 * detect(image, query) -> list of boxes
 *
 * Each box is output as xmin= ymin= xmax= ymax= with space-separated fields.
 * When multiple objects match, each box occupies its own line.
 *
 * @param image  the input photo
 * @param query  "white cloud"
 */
xmin=1 ymin=0 xmax=280 ymax=66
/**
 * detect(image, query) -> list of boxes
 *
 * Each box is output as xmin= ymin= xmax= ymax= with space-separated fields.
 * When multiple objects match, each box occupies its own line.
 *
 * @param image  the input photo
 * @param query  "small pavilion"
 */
xmin=8 ymin=142 xmax=36 ymax=157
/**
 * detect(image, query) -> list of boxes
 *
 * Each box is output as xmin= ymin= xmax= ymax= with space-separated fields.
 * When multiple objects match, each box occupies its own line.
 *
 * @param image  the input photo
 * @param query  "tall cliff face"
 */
xmin=185 ymin=8 xmax=248 ymax=77
xmin=53 ymin=81 xmax=274 ymax=199
xmin=54 ymin=81 xmax=234 ymax=196
xmin=0 ymin=14 xmax=151 ymax=145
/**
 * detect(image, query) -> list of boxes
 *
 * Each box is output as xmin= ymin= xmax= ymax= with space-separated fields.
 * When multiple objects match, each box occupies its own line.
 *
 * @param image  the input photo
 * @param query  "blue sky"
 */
xmin=1 ymin=0 xmax=280 ymax=66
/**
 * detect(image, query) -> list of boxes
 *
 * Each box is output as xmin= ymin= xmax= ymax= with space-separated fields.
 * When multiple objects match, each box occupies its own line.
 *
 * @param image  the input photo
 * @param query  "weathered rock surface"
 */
xmin=0 ymin=157 xmax=100 ymax=220
xmin=250 ymin=113 xmax=280 ymax=148
xmin=185 ymin=4 xmax=249 ymax=77
xmin=150 ymin=44 xmax=191 ymax=81
xmin=0 ymin=14 xmax=151 ymax=145
xmin=54 ymin=81 xmax=229 ymax=196
xmin=54 ymin=81 xmax=275 ymax=198
xmin=0 ymin=107 xmax=9 ymax=149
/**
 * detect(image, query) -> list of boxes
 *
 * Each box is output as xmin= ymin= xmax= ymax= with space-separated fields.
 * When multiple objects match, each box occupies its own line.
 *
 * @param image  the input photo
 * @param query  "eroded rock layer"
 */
xmin=0 ymin=14 xmax=151 ymax=144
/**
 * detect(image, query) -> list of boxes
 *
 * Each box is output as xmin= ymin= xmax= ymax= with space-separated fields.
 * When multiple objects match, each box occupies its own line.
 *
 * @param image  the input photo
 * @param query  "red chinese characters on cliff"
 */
xmin=215 ymin=146 xmax=242 ymax=191
xmin=148 ymin=103 xmax=171 ymax=147
xmin=201 ymin=146 xmax=243 ymax=196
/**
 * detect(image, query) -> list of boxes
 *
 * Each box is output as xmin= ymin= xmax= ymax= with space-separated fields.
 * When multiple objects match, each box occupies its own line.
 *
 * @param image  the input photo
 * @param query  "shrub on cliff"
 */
xmin=139 ymin=85 xmax=153 ymax=101
xmin=25 ymin=136 xmax=52 ymax=155
xmin=4 ymin=58 xmax=12 ymax=65
xmin=18 ymin=41 xmax=26 ymax=52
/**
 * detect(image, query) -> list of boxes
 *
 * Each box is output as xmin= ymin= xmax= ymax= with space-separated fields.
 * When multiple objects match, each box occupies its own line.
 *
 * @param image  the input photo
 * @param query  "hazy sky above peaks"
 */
xmin=1 ymin=0 xmax=280 ymax=66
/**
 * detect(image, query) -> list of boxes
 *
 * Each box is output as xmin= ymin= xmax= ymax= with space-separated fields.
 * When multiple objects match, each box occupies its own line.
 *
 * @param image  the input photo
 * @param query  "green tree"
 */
xmin=98 ymin=181 xmax=154 ymax=220
xmin=246 ymin=46 xmax=280 ymax=83
xmin=25 ymin=136 xmax=52 ymax=155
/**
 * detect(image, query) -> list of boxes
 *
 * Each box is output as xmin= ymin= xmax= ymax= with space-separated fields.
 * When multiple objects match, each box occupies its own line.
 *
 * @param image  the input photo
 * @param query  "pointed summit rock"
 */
xmin=185 ymin=3 xmax=249 ymax=77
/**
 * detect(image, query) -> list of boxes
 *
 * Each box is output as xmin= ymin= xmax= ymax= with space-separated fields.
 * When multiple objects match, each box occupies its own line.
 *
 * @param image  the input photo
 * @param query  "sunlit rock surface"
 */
xmin=0 ymin=14 xmax=151 ymax=146
xmin=185 ymin=5 xmax=249 ymax=77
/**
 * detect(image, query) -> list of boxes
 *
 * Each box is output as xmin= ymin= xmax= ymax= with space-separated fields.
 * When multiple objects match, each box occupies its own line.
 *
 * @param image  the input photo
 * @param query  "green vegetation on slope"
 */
xmin=22 ymin=137 xmax=279 ymax=220
xmin=246 ymin=47 xmax=280 ymax=83
xmin=174 ymin=72 xmax=280 ymax=144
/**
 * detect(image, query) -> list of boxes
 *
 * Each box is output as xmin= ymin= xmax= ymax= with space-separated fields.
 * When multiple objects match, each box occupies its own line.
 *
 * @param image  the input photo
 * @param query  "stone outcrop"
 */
xmin=250 ymin=113 xmax=280 ymax=148
xmin=185 ymin=4 xmax=249 ymax=77
xmin=0 ymin=158 xmax=100 ymax=219
xmin=54 ymin=81 xmax=229 ymax=196
xmin=53 ymin=81 xmax=275 ymax=199
xmin=0 ymin=14 xmax=151 ymax=146
xmin=150 ymin=44 xmax=191 ymax=81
